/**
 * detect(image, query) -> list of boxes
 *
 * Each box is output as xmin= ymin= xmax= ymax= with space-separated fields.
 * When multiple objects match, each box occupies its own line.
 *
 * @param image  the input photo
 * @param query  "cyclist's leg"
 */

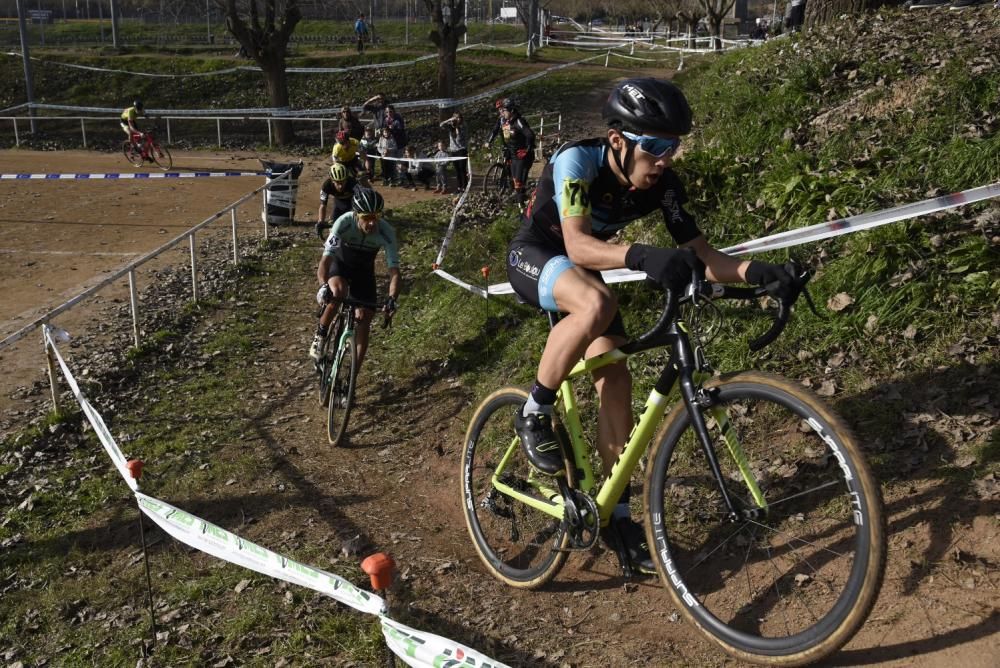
xmin=347 ymin=269 xmax=377 ymax=369
xmin=586 ymin=325 xmax=654 ymax=573
xmin=586 ymin=328 xmax=631 ymax=472
xmin=507 ymin=237 xmax=617 ymax=473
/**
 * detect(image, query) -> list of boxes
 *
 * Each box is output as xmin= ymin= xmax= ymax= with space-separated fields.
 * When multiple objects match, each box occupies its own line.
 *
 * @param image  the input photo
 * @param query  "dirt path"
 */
xmin=0 ymin=148 xmax=456 ymax=416
xmin=263 ymin=311 xmax=999 ymax=667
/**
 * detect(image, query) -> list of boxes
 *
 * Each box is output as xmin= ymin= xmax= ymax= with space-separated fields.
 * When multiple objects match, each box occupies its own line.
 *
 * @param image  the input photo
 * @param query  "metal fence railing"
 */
xmin=0 ymin=169 xmax=292 ymax=413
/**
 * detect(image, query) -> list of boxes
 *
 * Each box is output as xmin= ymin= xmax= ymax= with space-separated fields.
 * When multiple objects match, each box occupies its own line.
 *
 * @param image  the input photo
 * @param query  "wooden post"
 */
xmin=80 ymin=118 xmax=87 ymax=148
xmin=43 ymin=328 xmax=61 ymax=414
xmin=128 ymin=269 xmax=140 ymax=348
xmin=189 ymin=233 xmax=199 ymax=302
xmin=231 ymin=209 xmax=239 ymax=264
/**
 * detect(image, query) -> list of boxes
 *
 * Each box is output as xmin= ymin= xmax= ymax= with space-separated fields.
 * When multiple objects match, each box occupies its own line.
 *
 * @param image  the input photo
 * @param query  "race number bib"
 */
xmin=560 ymin=178 xmax=591 ymax=219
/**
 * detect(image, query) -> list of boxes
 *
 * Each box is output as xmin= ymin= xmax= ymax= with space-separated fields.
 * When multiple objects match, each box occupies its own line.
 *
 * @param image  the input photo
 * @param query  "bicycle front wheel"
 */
xmin=645 ymin=371 xmax=885 ymax=666
xmin=461 ymin=388 xmax=573 ymax=589
xmin=150 ymin=142 xmax=172 ymax=170
xmin=122 ymin=140 xmax=143 ymax=168
xmin=326 ymin=334 xmax=358 ymax=446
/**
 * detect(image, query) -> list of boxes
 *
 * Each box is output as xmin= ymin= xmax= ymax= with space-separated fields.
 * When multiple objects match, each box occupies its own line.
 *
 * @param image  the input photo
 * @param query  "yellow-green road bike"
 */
xmin=461 ymin=267 xmax=886 ymax=666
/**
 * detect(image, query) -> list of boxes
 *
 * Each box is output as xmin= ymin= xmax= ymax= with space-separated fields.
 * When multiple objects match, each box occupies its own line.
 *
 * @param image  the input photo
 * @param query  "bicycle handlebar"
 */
xmin=632 ymin=260 xmax=814 ymax=352
xmin=326 ymin=294 xmax=395 ymax=330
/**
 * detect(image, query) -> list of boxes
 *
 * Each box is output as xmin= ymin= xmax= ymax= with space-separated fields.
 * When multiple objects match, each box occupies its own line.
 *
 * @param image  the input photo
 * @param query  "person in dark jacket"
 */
xmin=439 ymin=111 xmax=469 ymax=191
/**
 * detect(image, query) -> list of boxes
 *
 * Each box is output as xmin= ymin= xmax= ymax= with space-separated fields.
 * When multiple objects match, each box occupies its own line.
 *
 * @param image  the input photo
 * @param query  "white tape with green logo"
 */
xmin=44 ymin=328 xmax=511 ymax=668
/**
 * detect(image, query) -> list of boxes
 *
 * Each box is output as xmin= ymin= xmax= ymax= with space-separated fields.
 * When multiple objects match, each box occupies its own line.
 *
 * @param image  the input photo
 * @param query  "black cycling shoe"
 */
xmin=513 ymin=405 xmax=564 ymax=475
xmin=603 ymin=516 xmax=657 ymax=575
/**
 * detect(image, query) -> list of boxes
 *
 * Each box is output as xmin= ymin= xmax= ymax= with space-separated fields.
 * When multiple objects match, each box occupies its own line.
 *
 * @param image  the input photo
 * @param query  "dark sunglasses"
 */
xmin=622 ymin=131 xmax=681 ymax=157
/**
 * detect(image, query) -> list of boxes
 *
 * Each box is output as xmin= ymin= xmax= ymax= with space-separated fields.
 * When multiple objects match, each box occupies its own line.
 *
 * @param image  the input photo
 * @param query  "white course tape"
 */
xmin=381 ymin=617 xmax=510 ymax=668
xmin=43 ymin=326 xmax=138 ymax=492
xmin=5 ymin=43 xmax=487 ymax=80
xmin=45 ymin=330 xmax=509 ymax=667
xmin=135 ymin=492 xmax=386 ymax=616
xmin=433 ymin=269 xmax=487 ymax=298
xmin=0 ymin=171 xmax=263 ymax=180
xmin=15 ymin=54 xmax=604 ymax=119
xmin=480 ymin=181 xmax=1000 ymax=296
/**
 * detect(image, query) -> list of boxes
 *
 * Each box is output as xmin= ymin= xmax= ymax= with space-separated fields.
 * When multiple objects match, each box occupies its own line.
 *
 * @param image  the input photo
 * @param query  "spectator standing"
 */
xmin=354 ymin=14 xmax=369 ymax=53
xmin=432 ymin=141 xmax=450 ymax=194
xmin=339 ymin=105 xmax=364 ymax=140
xmin=377 ymin=126 xmax=400 ymax=186
xmin=362 ymin=94 xmax=390 ymax=132
xmin=439 ymin=112 xmax=469 ymax=191
xmin=359 ymin=127 xmax=380 ymax=182
xmin=385 ymin=105 xmax=407 ymax=151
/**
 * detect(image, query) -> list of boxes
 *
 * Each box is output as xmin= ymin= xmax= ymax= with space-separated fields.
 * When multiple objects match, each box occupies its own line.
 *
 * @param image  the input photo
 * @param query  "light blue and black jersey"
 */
xmin=523 ymin=137 xmax=701 ymax=251
xmin=323 ymin=212 xmax=400 ymax=273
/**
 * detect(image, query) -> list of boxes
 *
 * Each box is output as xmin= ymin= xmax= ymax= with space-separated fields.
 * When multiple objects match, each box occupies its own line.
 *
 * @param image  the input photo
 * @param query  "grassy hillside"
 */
xmin=1 ymin=7 xmax=998 ymax=666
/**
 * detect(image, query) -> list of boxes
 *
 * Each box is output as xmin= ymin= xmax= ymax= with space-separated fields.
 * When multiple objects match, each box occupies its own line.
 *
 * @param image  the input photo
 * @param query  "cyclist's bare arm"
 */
xmin=562 ymin=215 xmax=629 ymax=270
xmin=386 ymin=267 xmax=401 ymax=301
xmin=317 ymin=254 xmax=333 ymax=286
xmin=680 ymin=235 xmax=751 ymax=283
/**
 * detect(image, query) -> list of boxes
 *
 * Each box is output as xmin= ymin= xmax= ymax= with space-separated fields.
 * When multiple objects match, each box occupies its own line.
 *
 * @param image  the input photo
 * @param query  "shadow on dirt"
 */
xmin=835 ymin=362 xmax=999 ymax=590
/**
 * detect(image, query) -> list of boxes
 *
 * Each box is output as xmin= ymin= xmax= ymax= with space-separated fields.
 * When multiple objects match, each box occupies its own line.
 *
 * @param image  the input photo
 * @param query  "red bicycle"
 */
xmin=122 ymin=129 xmax=172 ymax=170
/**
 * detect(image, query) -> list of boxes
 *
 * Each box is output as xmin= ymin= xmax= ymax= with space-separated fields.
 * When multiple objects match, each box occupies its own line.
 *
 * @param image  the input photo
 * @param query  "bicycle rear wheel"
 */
xmin=150 ymin=142 xmax=172 ymax=170
xmin=645 ymin=371 xmax=885 ymax=666
xmin=326 ymin=333 xmax=358 ymax=446
xmin=461 ymin=388 xmax=573 ymax=589
xmin=122 ymin=140 xmax=143 ymax=168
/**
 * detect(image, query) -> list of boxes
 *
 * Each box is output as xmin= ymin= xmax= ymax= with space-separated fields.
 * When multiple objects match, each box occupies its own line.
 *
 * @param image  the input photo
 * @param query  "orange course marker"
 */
xmin=127 ymin=459 xmax=144 ymax=480
xmin=361 ymin=552 xmax=396 ymax=591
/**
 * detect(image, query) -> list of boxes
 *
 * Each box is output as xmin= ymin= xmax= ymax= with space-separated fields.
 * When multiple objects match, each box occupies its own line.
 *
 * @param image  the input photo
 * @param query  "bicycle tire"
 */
xmin=482 ymin=163 xmax=502 ymax=195
xmin=461 ymin=387 xmax=574 ymax=589
xmin=326 ymin=333 xmax=358 ymax=446
xmin=644 ymin=371 xmax=885 ymax=666
xmin=150 ymin=142 xmax=172 ymax=170
xmin=317 ymin=315 xmax=344 ymax=406
xmin=122 ymin=140 xmax=143 ymax=168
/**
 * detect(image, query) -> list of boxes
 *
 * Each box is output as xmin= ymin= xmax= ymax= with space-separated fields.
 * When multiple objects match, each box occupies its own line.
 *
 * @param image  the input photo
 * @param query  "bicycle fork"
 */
xmin=664 ymin=326 xmax=752 ymax=524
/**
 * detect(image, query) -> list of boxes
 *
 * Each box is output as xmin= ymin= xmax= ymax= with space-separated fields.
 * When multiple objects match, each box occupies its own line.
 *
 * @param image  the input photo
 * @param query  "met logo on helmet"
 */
xmin=621 ymin=83 xmax=647 ymax=102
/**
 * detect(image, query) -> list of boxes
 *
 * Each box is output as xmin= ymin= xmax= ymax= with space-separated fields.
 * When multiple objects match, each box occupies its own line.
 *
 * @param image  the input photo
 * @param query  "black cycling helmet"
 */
xmin=351 ymin=188 xmax=384 ymax=215
xmin=133 ymin=99 xmax=144 ymax=111
xmin=602 ymin=78 xmax=692 ymax=136
xmin=499 ymin=97 xmax=516 ymax=111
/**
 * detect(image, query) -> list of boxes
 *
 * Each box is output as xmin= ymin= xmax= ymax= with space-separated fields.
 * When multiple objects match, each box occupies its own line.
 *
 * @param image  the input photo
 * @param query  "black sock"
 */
xmin=523 ymin=380 xmax=557 ymax=416
xmin=317 ymin=324 xmax=328 ymax=337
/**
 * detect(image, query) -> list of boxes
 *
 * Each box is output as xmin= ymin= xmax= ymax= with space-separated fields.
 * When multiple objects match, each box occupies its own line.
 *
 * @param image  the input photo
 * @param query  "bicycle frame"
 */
xmin=489 ymin=319 xmax=765 ymax=527
xmin=325 ymin=303 xmax=359 ymax=384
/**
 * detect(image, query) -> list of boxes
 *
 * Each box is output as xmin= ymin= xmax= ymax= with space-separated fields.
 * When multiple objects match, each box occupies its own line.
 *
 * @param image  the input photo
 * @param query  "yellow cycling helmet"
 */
xmin=329 ymin=163 xmax=349 ymax=182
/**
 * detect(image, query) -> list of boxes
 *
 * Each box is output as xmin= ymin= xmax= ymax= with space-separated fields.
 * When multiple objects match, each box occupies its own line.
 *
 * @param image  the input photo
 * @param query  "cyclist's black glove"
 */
xmin=319 ymin=284 xmax=334 ymax=304
xmin=625 ymin=244 xmax=704 ymax=293
xmin=315 ymin=222 xmax=328 ymax=240
xmin=745 ymin=261 xmax=795 ymax=300
xmin=383 ymin=296 xmax=398 ymax=315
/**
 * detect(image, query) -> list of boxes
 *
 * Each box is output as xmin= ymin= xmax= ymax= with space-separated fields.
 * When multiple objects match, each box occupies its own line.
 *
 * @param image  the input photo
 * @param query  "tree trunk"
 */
xmin=437 ymin=38 xmax=458 ymax=116
xmin=804 ymin=0 xmax=886 ymax=29
xmin=223 ymin=0 xmax=301 ymax=146
xmin=426 ymin=1 xmax=466 ymax=119
xmin=710 ymin=16 xmax=723 ymax=49
xmin=262 ymin=62 xmax=294 ymax=145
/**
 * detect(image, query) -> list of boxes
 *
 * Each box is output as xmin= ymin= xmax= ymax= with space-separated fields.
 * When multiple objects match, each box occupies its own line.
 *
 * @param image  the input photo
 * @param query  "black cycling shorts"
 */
xmin=325 ymin=258 xmax=378 ymax=305
xmin=506 ymin=226 xmax=626 ymax=339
